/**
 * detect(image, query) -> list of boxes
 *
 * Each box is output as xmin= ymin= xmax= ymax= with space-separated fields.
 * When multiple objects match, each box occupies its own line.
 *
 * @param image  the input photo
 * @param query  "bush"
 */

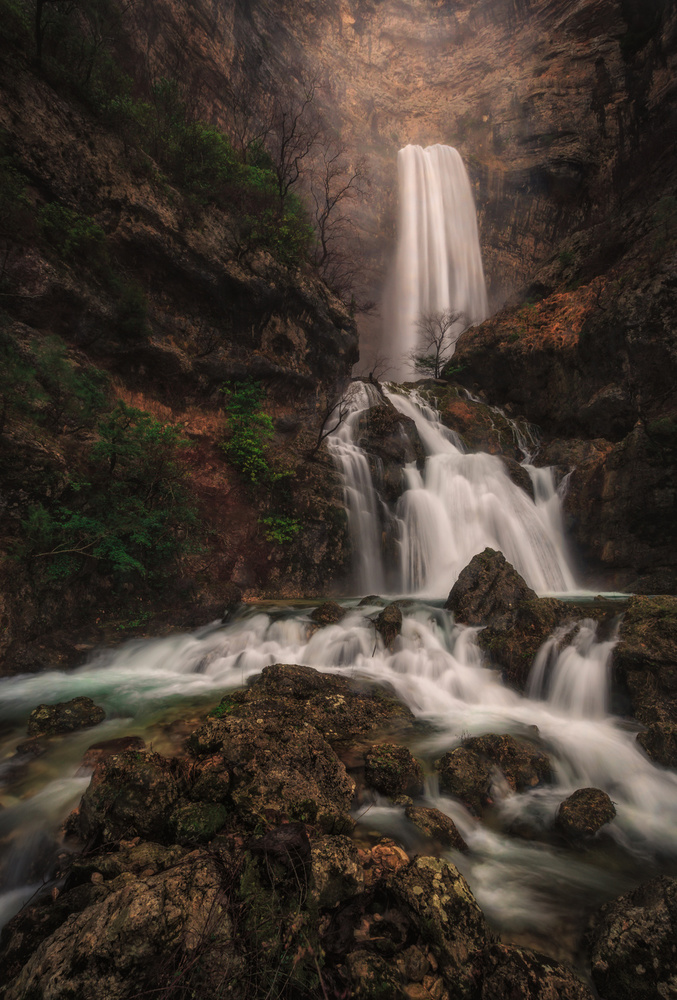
xmin=22 ymin=401 xmax=198 ymax=581
xmin=33 ymin=335 xmax=109 ymax=431
xmin=39 ymin=203 xmax=107 ymax=265
xmin=111 ymin=278 xmax=150 ymax=342
xmin=221 ymin=381 xmax=275 ymax=482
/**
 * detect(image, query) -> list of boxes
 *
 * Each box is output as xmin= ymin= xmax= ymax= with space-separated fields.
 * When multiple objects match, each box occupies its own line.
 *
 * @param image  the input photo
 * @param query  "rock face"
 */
xmin=27 ymin=697 xmax=105 ymax=736
xmin=357 ymin=399 xmax=425 ymax=503
xmin=479 ymin=597 xmax=575 ymax=690
xmin=445 ymin=548 xmax=537 ymax=626
xmin=555 ymin=788 xmax=616 ymax=840
xmin=588 ymin=875 xmax=677 ymax=1000
xmin=613 ymin=596 xmax=677 ymax=766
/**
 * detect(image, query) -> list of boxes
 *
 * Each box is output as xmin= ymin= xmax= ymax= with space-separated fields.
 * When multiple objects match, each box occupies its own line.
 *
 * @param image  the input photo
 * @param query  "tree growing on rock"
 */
xmin=409 ymin=309 xmax=467 ymax=378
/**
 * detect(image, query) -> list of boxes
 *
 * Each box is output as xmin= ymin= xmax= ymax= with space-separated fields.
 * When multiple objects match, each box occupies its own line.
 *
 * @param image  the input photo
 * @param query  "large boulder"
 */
xmin=27 ymin=696 xmax=105 ymax=737
xmin=211 ymin=663 xmax=415 ymax=746
xmin=374 ymin=603 xmax=403 ymax=648
xmin=478 ymin=598 xmax=575 ymax=690
xmin=587 ymin=875 xmax=677 ymax=1000
xmin=186 ymin=714 xmax=355 ymax=833
xmin=436 ymin=734 xmax=552 ymax=816
xmin=357 ymin=399 xmax=425 ymax=503
xmin=1 ymin=852 xmax=239 ymax=1000
xmin=445 ymin=549 xmax=537 ymax=626
xmin=555 ymin=788 xmax=616 ymax=841
xmin=613 ymin=596 xmax=677 ymax=766
xmin=479 ymin=943 xmax=595 ymax=999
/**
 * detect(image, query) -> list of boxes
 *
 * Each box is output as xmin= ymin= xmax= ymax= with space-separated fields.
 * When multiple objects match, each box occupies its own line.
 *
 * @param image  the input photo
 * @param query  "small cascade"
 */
xmin=385 ymin=144 xmax=489 ymax=380
xmin=326 ymin=382 xmax=386 ymax=594
xmin=329 ymin=383 xmax=577 ymax=597
xmin=527 ymin=619 xmax=618 ymax=718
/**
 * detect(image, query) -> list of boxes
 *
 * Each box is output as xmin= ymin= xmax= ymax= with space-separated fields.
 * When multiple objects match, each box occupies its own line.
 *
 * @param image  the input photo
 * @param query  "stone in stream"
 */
xmin=364 ymin=742 xmax=424 ymax=797
xmin=587 ymin=875 xmax=677 ymax=1000
xmin=555 ymin=787 xmax=616 ymax=840
xmin=310 ymin=600 xmax=347 ymax=625
xmin=444 ymin=548 xmax=537 ymax=625
xmin=79 ymin=735 xmax=146 ymax=771
xmin=405 ymin=805 xmax=469 ymax=852
xmin=435 ymin=733 xmax=552 ymax=816
xmin=27 ymin=696 xmax=105 ymax=737
xmin=374 ymin=602 xmax=403 ymax=647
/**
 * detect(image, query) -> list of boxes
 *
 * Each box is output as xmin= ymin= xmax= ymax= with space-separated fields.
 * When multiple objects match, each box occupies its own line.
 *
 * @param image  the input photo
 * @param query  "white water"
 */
xmin=1 ymin=603 xmax=674 ymax=939
xmin=385 ymin=144 xmax=489 ymax=380
xmin=329 ymin=383 xmax=577 ymax=597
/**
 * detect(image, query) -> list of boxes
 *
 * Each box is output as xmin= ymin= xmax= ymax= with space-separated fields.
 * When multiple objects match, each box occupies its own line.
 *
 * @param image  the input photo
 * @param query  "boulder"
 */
xmin=79 ymin=736 xmax=146 ymax=771
xmin=357 ymin=400 xmax=425 ymax=503
xmin=364 ymin=743 xmax=424 ymax=797
xmin=310 ymin=600 xmax=347 ymax=625
xmin=478 ymin=598 xmax=575 ymax=689
xmin=405 ymin=806 xmax=469 ymax=852
xmin=613 ymin=596 xmax=677 ymax=766
xmin=186 ymin=714 xmax=355 ymax=833
xmin=587 ymin=875 xmax=677 ymax=1000
xmin=374 ymin=603 xmax=403 ymax=647
xmin=27 ymin=696 xmax=105 ymax=737
xmin=386 ymin=856 xmax=494 ymax=991
xmin=169 ymin=801 xmax=228 ymax=843
xmin=555 ymin=788 xmax=616 ymax=840
xmin=78 ymin=750 xmax=185 ymax=844
xmin=1 ymin=852 xmax=240 ymax=1000
xmin=499 ymin=455 xmax=535 ymax=500
xmin=215 ymin=663 xmax=415 ymax=746
xmin=311 ymin=835 xmax=365 ymax=908
xmin=444 ymin=549 xmax=537 ymax=626
xmin=435 ymin=734 xmax=552 ymax=816
xmin=479 ymin=943 xmax=595 ymax=999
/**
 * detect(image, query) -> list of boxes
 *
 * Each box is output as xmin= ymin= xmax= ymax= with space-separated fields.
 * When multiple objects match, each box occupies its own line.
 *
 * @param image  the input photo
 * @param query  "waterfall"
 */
xmin=329 ymin=384 xmax=577 ymax=597
xmin=386 ymin=144 xmax=489 ymax=380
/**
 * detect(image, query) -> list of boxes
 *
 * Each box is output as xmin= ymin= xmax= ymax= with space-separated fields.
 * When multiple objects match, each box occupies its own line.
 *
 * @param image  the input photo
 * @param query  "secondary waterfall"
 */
xmin=385 ymin=144 xmax=489 ymax=380
xmin=329 ymin=384 xmax=577 ymax=597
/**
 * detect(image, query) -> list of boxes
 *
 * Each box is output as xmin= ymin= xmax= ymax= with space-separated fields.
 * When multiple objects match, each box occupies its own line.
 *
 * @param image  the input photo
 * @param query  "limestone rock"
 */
xmin=444 ymin=549 xmax=537 ymax=626
xmin=587 ymin=875 xmax=677 ymax=1000
xmin=555 ymin=788 xmax=616 ymax=840
xmin=365 ymin=743 xmax=424 ymax=797
xmin=27 ymin=696 xmax=105 ymax=737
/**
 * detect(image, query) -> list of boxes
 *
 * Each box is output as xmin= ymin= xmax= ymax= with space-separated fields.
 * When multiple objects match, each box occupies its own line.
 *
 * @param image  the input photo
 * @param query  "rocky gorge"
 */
xmin=0 ymin=0 xmax=676 ymax=997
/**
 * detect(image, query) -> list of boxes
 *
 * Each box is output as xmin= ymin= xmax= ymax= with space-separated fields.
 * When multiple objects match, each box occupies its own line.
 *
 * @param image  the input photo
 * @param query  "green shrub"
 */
xmin=259 ymin=515 xmax=301 ymax=544
xmin=39 ymin=203 xmax=107 ymax=264
xmin=111 ymin=278 xmax=150 ymax=341
xmin=221 ymin=381 xmax=275 ymax=482
xmin=22 ymin=401 xmax=198 ymax=581
xmin=33 ymin=335 xmax=109 ymax=431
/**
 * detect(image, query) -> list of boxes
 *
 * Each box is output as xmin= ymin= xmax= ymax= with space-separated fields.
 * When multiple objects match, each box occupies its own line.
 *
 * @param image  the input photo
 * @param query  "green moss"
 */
xmin=170 ymin=801 xmax=227 ymax=842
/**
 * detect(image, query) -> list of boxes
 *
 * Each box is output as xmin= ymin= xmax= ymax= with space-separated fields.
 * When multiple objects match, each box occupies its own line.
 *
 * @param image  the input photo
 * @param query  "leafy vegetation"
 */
xmin=21 ymin=401 xmax=198 ymax=581
xmin=221 ymin=381 xmax=302 ymax=545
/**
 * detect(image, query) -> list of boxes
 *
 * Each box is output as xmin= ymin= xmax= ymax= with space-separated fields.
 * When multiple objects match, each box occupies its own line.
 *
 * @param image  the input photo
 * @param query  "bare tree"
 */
xmin=409 ymin=309 xmax=467 ymax=379
xmin=221 ymin=75 xmax=272 ymax=161
xmin=266 ymin=75 xmax=325 ymax=202
xmin=306 ymin=380 xmax=359 ymax=459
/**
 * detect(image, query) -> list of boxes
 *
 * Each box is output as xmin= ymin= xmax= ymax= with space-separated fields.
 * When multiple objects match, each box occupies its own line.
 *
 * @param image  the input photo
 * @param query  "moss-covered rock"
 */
xmin=587 ymin=875 xmax=677 ymax=1000
xmin=555 ymin=788 xmax=616 ymax=840
xmin=364 ymin=743 xmax=424 ymax=797
xmin=27 ymin=696 xmax=105 ymax=737
xmin=310 ymin=600 xmax=347 ymax=625
xmin=169 ymin=801 xmax=228 ymax=843
xmin=311 ymin=835 xmax=365 ymax=908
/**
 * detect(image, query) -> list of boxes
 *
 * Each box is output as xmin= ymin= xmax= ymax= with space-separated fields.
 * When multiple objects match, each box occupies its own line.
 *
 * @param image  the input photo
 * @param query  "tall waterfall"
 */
xmin=329 ymin=384 xmax=577 ymax=597
xmin=386 ymin=144 xmax=489 ymax=380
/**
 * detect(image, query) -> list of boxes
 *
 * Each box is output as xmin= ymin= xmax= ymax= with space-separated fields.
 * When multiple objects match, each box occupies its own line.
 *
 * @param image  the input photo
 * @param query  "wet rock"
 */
xmin=187 ymin=714 xmax=355 ymax=833
xmin=361 ymin=837 xmax=411 ymax=886
xmin=78 ymin=750 xmax=185 ymax=844
xmin=386 ymin=856 xmax=494 ymax=990
xmin=79 ymin=735 xmax=146 ymax=771
xmin=27 ymin=696 xmax=105 ymax=737
xmin=479 ymin=943 xmax=595 ymax=999
xmin=365 ymin=743 xmax=424 ymax=797
xmin=613 ymin=596 xmax=677 ymax=766
xmin=1 ymin=852 xmax=240 ymax=1000
xmin=357 ymin=400 xmax=425 ymax=503
xmin=375 ymin=603 xmax=403 ymax=648
xmin=311 ymin=834 xmax=365 ymax=907
xmin=310 ymin=600 xmax=347 ymax=625
xmin=587 ymin=875 xmax=677 ymax=1000
xmin=435 ymin=734 xmax=552 ymax=816
xmin=555 ymin=788 xmax=616 ymax=840
xmin=13 ymin=738 xmax=48 ymax=759
xmin=405 ymin=806 xmax=468 ymax=852
xmin=444 ymin=549 xmax=537 ymax=626
xmin=225 ymin=663 xmax=415 ymax=746
xmin=359 ymin=595 xmax=388 ymax=607
xmin=499 ymin=455 xmax=535 ymax=501
xmin=478 ymin=598 xmax=575 ymax=690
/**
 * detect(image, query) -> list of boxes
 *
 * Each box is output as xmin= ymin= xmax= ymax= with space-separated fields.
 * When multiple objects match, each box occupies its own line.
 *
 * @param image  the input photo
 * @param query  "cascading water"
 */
xmin=385 ymin=144 xmax=489 ymax=381
xmin=1 ymin=603 xmax=675 ymax=946
xmin=329 ymin=383 xmax=577 ymax=597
